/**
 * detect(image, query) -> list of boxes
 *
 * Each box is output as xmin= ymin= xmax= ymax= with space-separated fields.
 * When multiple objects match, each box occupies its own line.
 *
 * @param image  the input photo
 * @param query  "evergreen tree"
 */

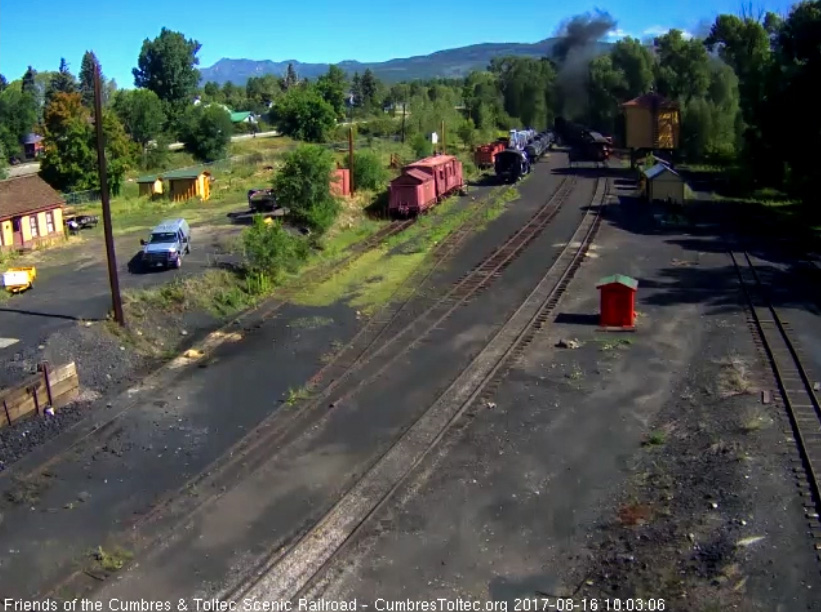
xmin=22 ymin=66 xmax=37 ymax=96
xmin=46 ymin=58 xmax=77 ymax=105
xmin=79 ymin=51 xmax=101 ymax=108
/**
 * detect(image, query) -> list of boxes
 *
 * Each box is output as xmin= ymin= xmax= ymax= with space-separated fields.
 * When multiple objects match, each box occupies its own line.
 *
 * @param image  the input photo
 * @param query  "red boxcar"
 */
xmin=389 ymin=155 xmax=464 ymax=216
xmin=473 ymin=142 xmax=505 ymax=168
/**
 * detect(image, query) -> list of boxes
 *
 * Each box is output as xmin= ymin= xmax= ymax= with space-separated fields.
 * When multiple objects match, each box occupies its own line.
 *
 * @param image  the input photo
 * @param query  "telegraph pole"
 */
xmin=441 ymin=120 xmax=446 ymax=154
xmin=93 ymin=58 xmax=125 ymax=326
xmin=401 ymin=101 xmax=406 ymax=144
xmin=348 ymin=126 xmax=355 ymax=195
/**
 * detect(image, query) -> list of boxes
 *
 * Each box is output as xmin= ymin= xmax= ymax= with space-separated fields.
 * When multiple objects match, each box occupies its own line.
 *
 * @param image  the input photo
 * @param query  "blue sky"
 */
xmin=0 ymin=0 xmax=797 ymax=87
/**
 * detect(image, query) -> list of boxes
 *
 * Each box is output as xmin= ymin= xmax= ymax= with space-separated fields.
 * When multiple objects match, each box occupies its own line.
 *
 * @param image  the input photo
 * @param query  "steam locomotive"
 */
xmin=553 ymin=117 xmax=611 ymax=164
xmin=494 ymin=130 xmax=554 ymax=183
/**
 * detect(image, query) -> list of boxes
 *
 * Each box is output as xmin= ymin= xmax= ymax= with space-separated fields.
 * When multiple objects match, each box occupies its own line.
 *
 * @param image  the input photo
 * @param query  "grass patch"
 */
xmin=284 ymin=386 xmax=312 ymax=406
xmin=642 ymin=430 xmax=667 ymax=447
xmin=716 ymin=355 xmax=757 ymax=398
xmin=292 ymin=247 xmax=426 ymax=315
xmin=599 ymin=338 xmax=633 ymax=351
xmin=92 ymin=546 xmax=133 ymax=572
xmin=3 ymin=473 xmax=53 ymax=506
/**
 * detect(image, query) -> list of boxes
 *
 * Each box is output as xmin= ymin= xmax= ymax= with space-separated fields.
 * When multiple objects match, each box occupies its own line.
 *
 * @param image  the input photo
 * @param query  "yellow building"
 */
xmin=622 ymin=93 xmax=681 ymax=151
xmin=165 ymin=169 xmax=212 ymax=202
xmin=642 ymin=163 xmax=686 ymax=205
xmin=137 ymin=174 xmax=165 ymax=198
xmin=0 ymin=175 xmax=66 ymax=252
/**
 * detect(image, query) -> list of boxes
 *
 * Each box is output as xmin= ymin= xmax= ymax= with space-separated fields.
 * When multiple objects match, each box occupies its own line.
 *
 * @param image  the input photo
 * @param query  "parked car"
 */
xmin=65 ymin=214 xmax=99 ymax=233
xmin=139 ymin=218 xmax=191 ymax=270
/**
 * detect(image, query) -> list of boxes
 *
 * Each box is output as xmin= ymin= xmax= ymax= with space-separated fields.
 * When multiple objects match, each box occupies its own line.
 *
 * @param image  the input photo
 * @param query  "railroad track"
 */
xmin=33 ymin=180 xmax=517 ymax=599
xmin=224 ymin=176 xmax=607 ymax=602
xmin=730 ymin=250 xmax=821 ymax=551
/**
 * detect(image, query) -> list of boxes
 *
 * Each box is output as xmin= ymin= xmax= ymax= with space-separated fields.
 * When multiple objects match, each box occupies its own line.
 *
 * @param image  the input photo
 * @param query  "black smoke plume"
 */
xmin=551 ymin=9 xmax=618 ymax=120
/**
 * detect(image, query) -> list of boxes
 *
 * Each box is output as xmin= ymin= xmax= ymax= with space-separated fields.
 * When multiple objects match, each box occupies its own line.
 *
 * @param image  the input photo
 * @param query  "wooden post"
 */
xmin=348 ymin=127 xmax=355 ymax=195
xmin=3 ymin=399 xmax=10 ymax=427
xmin=441 ymin=120 xmax=446 ymax=154
xmin=40 ymin=362 xmax=53 ymax=407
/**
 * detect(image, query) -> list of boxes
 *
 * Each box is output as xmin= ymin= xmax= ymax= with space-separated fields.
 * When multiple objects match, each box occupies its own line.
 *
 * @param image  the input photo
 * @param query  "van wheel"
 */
xmin=175 ymin=256 xmax=182 ymax=269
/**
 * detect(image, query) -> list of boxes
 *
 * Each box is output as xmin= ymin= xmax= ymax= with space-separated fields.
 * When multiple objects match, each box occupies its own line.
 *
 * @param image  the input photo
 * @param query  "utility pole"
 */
xmin=348 ymin=126 xmax=355 ymax=195
xmin=441 ymin=120 xmax=446 ymax=154
xmin=401 ymin=101 xmax=406 ymax=144
xmin=93 ymin=59 xmax=125 ymax=326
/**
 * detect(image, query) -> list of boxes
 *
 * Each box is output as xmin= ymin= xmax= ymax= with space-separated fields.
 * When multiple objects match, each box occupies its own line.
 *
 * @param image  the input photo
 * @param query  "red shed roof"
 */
xmin=407 ymin=154 xmax=459 ymax=169
xmin=0 ymin=175 xmax=64 ymax=221
xmin=392 ymin=169 xmax=431 ymax=184
xmin=596 ymin=274 xmax=638 ymax=290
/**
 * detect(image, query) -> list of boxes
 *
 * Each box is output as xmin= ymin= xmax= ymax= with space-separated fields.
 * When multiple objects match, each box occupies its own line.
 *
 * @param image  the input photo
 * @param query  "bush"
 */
xmin=349 ymin=151 xmax=390 ymax=191
xmin=359 ymin=116 xmax=399 ymax=138
xmin=411 ymin=133 xmax=432 ymax=159
xmin=180 ymin=105 xmax=233 ymax=162
xmin=242 ymin=216 xmax=309 ymax=282
xmin=273 ymin=144 xmax=339 ymax=234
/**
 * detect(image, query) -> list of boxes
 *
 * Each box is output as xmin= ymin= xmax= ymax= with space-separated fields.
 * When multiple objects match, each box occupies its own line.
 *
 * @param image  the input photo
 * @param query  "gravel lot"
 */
xmin=308 ymin=177 xmax=821 ymax=611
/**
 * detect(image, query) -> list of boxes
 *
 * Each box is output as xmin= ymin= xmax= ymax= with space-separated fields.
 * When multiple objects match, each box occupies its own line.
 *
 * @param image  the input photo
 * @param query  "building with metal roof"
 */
xmin=641 ymin=162 xmax=686 ymax=204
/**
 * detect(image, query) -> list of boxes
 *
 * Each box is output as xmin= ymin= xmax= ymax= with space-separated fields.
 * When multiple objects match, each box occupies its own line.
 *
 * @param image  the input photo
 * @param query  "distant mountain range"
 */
xmin=199 ymin=38 xmax=614 ymax=85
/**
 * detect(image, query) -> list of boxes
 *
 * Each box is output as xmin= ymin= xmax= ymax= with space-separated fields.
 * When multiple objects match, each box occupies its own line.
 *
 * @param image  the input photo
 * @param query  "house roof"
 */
xmin=137 ymin=174 xmax=162 ymax=183
xmin=230 ymin=111 xmax=255 ymax=122
xmin=22 ymin=133 xmax=44 ymax=145
xmin=596 ymin=274 xmax=638 ymax=290
xmin=163 ymin=168 xmax=211 ymax=180
xmin=642 ymin=163 xmax=680 ymax=181
xmin=0 ymin=175 xmax=64 ymax=220
xmin=622 ymin=93 xmax=679 ymax=110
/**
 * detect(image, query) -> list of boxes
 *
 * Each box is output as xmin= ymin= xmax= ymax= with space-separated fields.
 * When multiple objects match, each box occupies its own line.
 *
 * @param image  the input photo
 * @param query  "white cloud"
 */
xmin=642 ymin=25 xmax=694 ymax=39
xmin=606 ymin=28 xmax=630 ymax=40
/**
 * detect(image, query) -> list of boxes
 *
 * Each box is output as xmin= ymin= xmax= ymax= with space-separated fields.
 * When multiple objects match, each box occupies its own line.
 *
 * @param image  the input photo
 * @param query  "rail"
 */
xmin=730 ymin=250 xmax=821 ymax=517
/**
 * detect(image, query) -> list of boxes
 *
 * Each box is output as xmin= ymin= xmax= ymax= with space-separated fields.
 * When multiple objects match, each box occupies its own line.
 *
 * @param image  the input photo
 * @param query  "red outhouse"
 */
xmin=596 ymin=275 xmax=639 ymax=328
xmin=330 ymin=168 xmax=351 ymax=197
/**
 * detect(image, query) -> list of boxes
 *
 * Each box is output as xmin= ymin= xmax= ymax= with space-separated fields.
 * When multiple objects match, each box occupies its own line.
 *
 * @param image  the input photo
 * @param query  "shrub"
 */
xmin=411 ymin=133 xmax=432 ymax=159
xmin=273 ymin=87 xmax=337 ymax=143
xmin=349 ymin=151 xmax=390 ymax=191
xmin=359 ymin=116 xmax=399 ymax=138
xmin=242 ymin=216 xmax=309 ymax=282
xmin=180 ymin=105 xmax=233 ymax=162
xmin=273 ymin=144 xmax=339 ymax=234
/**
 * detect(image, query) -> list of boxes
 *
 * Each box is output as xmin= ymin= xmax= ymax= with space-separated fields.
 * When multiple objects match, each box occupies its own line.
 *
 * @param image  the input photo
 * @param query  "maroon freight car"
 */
xmin=389 ymin=155 xmax=465 ymax=216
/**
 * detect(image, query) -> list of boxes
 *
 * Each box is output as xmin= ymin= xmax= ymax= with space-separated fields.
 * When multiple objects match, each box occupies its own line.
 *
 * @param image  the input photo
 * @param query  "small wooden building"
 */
xmin=597 ymin=275 xmax=638 ymax=329
xmin=641 ymin=163 xmax=686 ymax=204
xmin=622 ymin=93 xmax=681 ymax=151
xmin=137 ymin=174 xmax=165 ymax=199
xmin=0 ymin=175 xmax=65 ymax=251
xmin=165 ymin=169 xmax=212 ymax=202
xmin=330 ymin=168 xmax=351 ymax=197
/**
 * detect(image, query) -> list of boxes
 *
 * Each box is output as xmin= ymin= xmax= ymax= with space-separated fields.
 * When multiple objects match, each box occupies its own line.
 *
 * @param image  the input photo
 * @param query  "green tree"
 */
xmin=315 ymin=65 xmax=347 ymax=119
xmin=246 ymin=74 xmax=281 ymax=112
xmin=490 ymin=57 xmax=555 ymax=130
xmin=133 ymin=28 xmax=202 ymax=125
xmin=179 ymin=104 xmax=233 ymax=162
xmin=22 ymin=66 xmax=37 ymax=97
xmin=113 ymin=88 xmax=167 ymax=157
xmin=202 ymin=81 xmax=223 ymax=102
xmin=0 ymin=74 xmax=7 ymax=93
xmin=78 ymin=51 xmax=101 ymax=108
xmin=0 ymin=87 xmax=38 ymax=159
xmin=654 ymin=29 xmax=711 ymax=103
xmin=273 ymin=144 xmax=339 ymax=234
xmin=348 ymin=150 xmax=390 ymax=191
xmin=0 ymin=143 xmax=8 ymax=178
xmin=360 ymin=69 xmax=379 ymax=110
xmin=45 ymin=58 xmax=77 ymax=105
xmin=610 ymin=37 xmax=655 ymax=98
xmin=587 ymin=55 xmax=627 ymax=134
xmin=351 ymin=72 xmax=363 ymax=107
xmin=39 ymin=92 xmax=133 ymax=194
xmin=284 ymin=63 xmax=298 ymax=90
xmin=274 ymin=86 xmax=337 ymax=142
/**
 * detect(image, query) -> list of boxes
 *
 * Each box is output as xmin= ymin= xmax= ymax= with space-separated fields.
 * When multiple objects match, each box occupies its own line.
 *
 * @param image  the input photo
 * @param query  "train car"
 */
xmin=495 ymin=149 xmax=530 ymax=183
xmin=474 ymin=142 xmax=506 ymax=169
xmin=389 ymin=155 xmax=465 ymax=216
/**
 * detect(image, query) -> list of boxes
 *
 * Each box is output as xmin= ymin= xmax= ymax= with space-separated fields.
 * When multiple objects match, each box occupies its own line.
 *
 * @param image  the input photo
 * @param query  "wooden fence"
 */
xmin=0 ymin=362 xmax=79 ymax=430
